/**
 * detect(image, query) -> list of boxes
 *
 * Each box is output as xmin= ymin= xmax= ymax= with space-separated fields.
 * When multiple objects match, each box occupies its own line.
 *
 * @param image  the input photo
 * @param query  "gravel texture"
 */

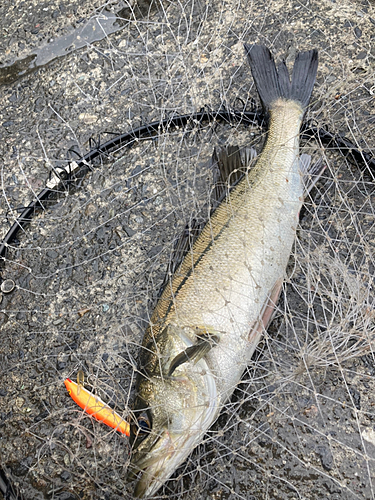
xmin=1 ymin=0 xmax=375 ymax=499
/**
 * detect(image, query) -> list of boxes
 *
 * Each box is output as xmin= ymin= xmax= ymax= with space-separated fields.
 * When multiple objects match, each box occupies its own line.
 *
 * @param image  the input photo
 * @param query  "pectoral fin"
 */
xmin=168 ymin=329 xmax=219 ymax=376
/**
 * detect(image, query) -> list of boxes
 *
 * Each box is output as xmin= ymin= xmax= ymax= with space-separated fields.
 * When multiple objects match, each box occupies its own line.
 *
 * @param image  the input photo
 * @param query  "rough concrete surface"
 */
xmin=1 ymin=0 xmax=375 ymax=499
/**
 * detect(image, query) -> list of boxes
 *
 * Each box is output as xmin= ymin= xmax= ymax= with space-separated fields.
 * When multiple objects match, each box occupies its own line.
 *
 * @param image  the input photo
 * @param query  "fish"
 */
xmin=127 ymin=44 xmax=319 ymax=497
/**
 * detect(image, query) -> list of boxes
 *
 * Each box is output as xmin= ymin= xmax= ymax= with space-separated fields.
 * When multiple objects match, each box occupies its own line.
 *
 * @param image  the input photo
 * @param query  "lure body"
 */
xmin=64 ymin=378 xmax=130 ymax=436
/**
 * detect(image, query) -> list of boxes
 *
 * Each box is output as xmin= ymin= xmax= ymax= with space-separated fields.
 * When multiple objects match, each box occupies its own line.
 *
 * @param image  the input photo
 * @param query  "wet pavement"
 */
xmin=1 ymin=0 xmax=375 ymax=499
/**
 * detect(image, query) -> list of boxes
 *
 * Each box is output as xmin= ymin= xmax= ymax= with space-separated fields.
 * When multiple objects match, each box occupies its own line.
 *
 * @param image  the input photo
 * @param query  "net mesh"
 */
xmin=1 ymin=1 xmax=375 ymax=499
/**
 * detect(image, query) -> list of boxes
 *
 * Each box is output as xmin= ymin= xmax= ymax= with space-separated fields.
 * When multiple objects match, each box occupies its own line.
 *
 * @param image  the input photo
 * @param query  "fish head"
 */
xmin=128 ymin=357 xmax=218 ymax=497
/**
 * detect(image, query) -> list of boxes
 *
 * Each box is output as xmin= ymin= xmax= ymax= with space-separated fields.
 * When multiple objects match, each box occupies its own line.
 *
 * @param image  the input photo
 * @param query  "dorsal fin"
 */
xmin=157 ymin=145 xmax=257 ymax=298
xmin=168 ymin=218 xmax=203 ymax=276
xmin=211 ymin=145 xmax=257 ymax=209
xmin=157 ymin=218 xmax=203 ymax=298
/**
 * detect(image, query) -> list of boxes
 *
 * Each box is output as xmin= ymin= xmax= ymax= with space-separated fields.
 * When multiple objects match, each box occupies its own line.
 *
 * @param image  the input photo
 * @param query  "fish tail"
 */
xmin=244 ymin=44 xmax=318 ymax=111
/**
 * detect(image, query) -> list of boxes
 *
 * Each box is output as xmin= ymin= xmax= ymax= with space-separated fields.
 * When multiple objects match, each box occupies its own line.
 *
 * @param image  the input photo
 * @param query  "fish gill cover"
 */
xmin=0 ymin=0 xmax=375 ymax=499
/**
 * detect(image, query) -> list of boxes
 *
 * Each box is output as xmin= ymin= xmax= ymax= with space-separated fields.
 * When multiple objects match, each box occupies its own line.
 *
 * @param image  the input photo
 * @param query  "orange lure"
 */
xmin=64 ymin=378 xmax=130 ymax=436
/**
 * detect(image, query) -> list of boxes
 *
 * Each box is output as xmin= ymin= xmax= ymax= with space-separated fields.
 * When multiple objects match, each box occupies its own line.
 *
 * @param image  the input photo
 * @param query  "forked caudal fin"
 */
xmin=244 ymin=44 xmax=318 ymax=112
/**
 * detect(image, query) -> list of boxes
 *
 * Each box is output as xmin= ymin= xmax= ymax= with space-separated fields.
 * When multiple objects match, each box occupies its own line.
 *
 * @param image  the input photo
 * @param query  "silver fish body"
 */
xmin=128 ymin=44 xmax=319 ymax=497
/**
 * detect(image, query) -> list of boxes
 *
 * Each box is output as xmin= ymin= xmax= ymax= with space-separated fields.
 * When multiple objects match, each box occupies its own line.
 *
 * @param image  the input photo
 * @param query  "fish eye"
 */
xmin=138 ymin=415 xmax=151 ymax=433
xmin=131 ymin=412 xmax=152 ymax=439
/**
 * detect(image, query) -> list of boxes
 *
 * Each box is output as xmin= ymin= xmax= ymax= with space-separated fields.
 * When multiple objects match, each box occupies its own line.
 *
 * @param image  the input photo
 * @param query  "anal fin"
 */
xmin=249 ymin=277 xmax=283 ymax=342
xmin=300 ymin=154 xmax=326 ymax=196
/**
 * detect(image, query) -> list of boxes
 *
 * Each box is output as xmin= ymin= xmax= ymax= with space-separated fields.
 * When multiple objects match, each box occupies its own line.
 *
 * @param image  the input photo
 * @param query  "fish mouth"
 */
xmin=130 ymin=432 xmax=175 ymax=498
xmin=130 ymin=429 xmax=207 ymax=498
xmin=129 ymin=345 xmax=219 ymax=498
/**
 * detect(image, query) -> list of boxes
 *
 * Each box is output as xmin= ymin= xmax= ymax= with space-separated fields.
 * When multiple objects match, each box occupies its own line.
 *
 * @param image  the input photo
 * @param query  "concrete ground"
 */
xmin=1 ymin=0 xmax=375 ymax=499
